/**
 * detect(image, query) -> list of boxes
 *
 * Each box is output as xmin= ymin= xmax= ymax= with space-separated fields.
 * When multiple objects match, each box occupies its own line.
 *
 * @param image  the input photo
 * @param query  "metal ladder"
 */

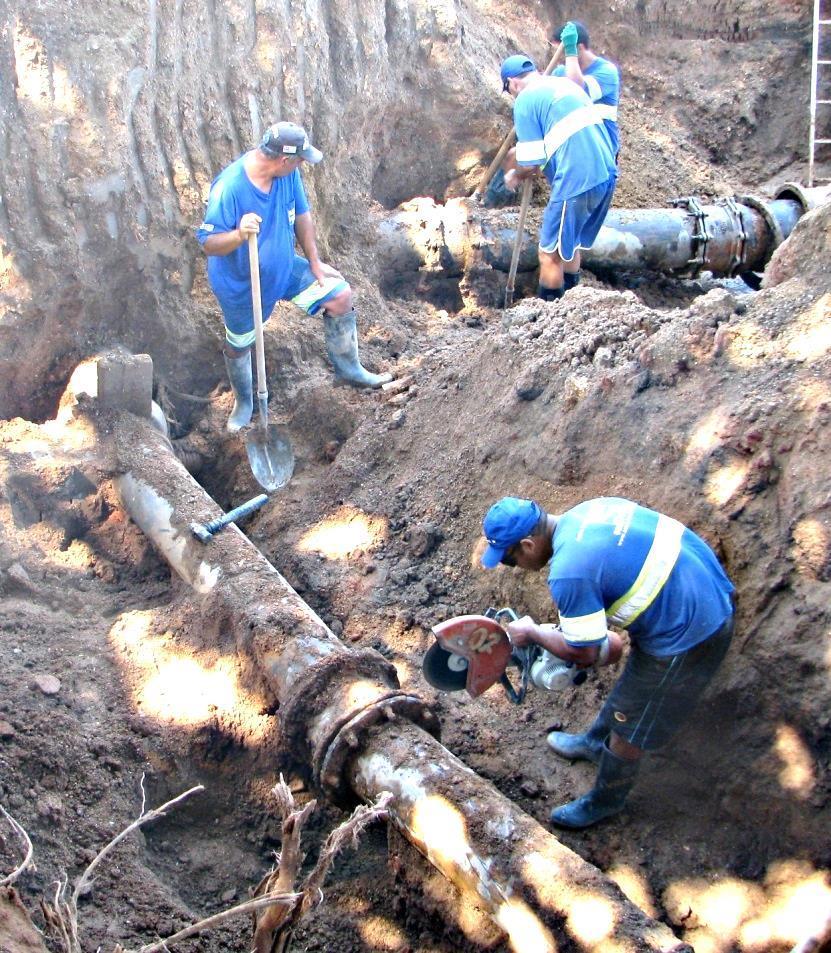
xmin=809 ymin=0 xmax=831 ymax=184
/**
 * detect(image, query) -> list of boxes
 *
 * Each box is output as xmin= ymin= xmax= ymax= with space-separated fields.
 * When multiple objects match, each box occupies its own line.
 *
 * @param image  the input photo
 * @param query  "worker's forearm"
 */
xmin=564 ymin=58 xmax=585 ymax=89
xmin=294 ymin=213 xmax=321 ymax=266
xmin=527 ymin=624 xmax=621 ymax=667
xmin=203 ymin=229 xmax=246 ymax=256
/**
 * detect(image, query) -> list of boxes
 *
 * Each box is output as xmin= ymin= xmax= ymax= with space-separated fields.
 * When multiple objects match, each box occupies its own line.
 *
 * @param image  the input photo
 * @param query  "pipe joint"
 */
xmin=319 ymin=693 xmax=440 ymax=806
xmin=277 ymin=648 xmax=439 ymax=801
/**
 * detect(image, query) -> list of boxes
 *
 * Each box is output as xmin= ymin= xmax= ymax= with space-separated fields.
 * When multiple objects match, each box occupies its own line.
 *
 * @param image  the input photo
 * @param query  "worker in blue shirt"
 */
xmin=553 ymin=21 xmax=621 ymax=159
xmin=481 ymin=496 xmax=735 ymax=828
xmin=197 ymin=122 xmax=390 ymax=432
xmin=500 ymin=55 xmax=617 ymax=301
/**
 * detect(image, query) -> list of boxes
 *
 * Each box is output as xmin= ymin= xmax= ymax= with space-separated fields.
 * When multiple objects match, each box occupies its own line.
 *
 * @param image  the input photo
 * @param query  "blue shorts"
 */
xmin=221 ymin=255 xmax=348 ymax=349
xmin=539 ymin=176 xmax=616 ymax=262
xmin=597 ymin=615 xmax=733 ymax=751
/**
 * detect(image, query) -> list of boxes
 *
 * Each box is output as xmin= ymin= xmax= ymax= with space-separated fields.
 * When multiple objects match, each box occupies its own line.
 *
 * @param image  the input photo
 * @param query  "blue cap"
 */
xmin=481 ymin=498 xmax=542 ymax=568
xmin=500 ymin=55 xmax=536 ymax=91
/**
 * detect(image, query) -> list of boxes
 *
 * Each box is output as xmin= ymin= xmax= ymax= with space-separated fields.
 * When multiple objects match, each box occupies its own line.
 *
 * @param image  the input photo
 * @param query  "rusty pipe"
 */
xmin=105 ymin=408 xmax=688 ymax=953
xmin=375 ymin=185 xmax=829 ymax=285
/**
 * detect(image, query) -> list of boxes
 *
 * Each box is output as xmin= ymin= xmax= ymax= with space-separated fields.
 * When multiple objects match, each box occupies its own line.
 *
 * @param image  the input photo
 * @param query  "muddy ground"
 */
xmin=1 ymin=0 xmax=831 ymax=950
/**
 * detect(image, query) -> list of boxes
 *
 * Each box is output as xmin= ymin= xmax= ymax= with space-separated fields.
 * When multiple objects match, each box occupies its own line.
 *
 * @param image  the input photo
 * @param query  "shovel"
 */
xmin=244 ymin=233 xmax=294 ymax=492
xmin=504 ymin=178 xmax=533 ymax=308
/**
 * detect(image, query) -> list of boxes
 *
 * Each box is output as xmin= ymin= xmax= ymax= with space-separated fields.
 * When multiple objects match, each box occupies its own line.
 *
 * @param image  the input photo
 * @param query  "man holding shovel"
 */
xmin=500 ymin=55 xmax=617 ymax=301
xmin=197 ymin=122 xmax=391 ymax=433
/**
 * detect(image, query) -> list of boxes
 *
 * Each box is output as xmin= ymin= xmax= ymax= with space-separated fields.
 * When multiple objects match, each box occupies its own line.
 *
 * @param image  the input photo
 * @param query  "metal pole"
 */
xmin=809 ymin=0 xmax=821 ymax=186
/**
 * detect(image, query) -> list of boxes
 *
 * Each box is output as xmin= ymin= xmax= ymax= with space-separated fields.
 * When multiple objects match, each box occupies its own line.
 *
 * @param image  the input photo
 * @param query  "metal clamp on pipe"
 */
xmin=671 ymin=196 xmax=710 ymax=277
xmin=720 ymin=197 xmax=748 ymax=277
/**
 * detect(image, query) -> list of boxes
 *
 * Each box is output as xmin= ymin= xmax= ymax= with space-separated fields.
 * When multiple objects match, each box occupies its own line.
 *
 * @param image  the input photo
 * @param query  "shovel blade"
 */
xmin=245 ymin=424 xmax=295 ymax=492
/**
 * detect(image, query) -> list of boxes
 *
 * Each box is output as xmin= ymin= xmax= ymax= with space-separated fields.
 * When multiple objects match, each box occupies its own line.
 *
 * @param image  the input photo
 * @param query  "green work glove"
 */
xmin=561 ymin=21 xmax=579 ymax=57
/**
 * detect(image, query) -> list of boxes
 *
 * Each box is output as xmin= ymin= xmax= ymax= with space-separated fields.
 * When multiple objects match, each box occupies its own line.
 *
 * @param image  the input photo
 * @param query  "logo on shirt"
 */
xmin=288 ymin=204 xmax=296 ymax=227
xmin=200 ymin=223 xmax=215 ymax=232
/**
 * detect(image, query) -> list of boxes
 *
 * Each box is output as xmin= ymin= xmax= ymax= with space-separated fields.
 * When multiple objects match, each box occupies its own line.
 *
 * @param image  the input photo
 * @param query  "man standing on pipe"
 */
xmin=197 ymin=122 xmax=391 ymax=433
xmin=480 ymin=497 xmax=735 ymax=828
xmin=500 ymin=55 xmax=617 ymax=301
xmin=552 ymin=21 xmax=620 ymax=162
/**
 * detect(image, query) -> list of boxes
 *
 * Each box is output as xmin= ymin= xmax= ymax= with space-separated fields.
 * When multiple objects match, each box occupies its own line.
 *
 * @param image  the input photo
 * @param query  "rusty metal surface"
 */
xmin=351 ymin=720 xmax=692 ymax=953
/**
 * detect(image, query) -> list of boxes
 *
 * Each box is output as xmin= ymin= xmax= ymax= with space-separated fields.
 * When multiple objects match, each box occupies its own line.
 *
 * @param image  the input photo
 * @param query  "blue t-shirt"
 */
xmin=513 ymin=76 xmax=616 ymax=201
xmin=547 ymin=498 xmax=735 ymax=657
xmin=554 ymin=56 xmax=620 ymax=155
xmin=196 ymin=155 xmax=310 ymax=309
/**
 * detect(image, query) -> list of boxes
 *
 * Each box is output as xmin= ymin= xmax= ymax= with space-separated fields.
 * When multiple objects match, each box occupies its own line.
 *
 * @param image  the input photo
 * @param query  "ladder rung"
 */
xmin=815 ymin=138 xmax=831 ymax=143
xmin=820 ymin=18 xmax=831 ymax=23
xmin=819 ymin=60 xmax=831 ymax=65
xmin=818 ymin=99 xmax=831 ymax=104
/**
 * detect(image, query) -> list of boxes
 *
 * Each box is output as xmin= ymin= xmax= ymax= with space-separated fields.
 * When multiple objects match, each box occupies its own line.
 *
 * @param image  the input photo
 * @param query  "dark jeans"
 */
xmin=597 ymin=616 xmax=734 ymax=752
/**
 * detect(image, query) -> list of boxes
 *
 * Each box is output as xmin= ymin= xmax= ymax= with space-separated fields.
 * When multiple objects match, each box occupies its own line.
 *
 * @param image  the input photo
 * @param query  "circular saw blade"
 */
xmin=422 ymin=641 xmax=469 ymax=692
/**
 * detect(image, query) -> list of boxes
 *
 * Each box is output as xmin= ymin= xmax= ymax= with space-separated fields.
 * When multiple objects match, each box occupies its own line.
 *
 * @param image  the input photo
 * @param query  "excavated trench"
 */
xmin=2 ymin=0 xmax=831 ymax=951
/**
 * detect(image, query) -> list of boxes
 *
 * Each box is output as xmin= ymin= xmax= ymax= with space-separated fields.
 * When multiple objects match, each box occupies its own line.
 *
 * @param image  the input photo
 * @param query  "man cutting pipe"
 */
xmin=197 ymin=122 xmax=391 ymax=433
xmin=500 ymin=49 xmax=617 ymax=301
xmin=480 ymin=497 xmax=735 ymax=829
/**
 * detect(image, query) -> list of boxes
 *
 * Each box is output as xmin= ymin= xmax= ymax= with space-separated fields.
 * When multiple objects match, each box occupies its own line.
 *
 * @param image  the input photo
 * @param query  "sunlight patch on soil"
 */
xmin=108 ymin=609 xmax=270 ymax=734
xmin=607 ymin=863 xmax=659 ymax=918
xmin=784 ymin=294 xmax=831 ymax=363
xmin=704 ymin=458 xmax=751 ymax=507
xmin=773 ymin=724 xmax=816 ymax=798
xmin=790 ymin=517 xmax=830 ymax=579
xmin=685 ymin=407 xmax=732 ymax=464
xmin=296 ymin=506 xmax=387 ymax=560
xmin=357 ymin=914 xmax=408 ymax=950
xmin=664 ymin=860 xmax=831 ymax=952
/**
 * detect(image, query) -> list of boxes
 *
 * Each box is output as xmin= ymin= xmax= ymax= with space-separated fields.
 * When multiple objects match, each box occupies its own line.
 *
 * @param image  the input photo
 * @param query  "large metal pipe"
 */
xmin=374 ymin=183 xmax=831 ymax=286
xmin=105 ymin=408 xmax=689 ymax=953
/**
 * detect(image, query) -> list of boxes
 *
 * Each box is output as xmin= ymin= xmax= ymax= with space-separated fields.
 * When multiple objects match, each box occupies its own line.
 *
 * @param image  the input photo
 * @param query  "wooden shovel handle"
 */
xmin=247 ymin=234 xmax=268 ymax=402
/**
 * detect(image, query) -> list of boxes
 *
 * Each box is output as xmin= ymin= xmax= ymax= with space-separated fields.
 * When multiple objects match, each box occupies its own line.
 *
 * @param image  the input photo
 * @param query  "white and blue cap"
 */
xmin=260 ymin=122 xmax=323 ymax=164
xmin=500 ymin=54 xmax=536 ymax=91
xmin=481 ymin=497 xmax=542 ymax=568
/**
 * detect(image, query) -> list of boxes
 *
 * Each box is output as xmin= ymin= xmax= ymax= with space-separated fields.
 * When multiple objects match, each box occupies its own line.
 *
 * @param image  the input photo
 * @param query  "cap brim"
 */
xmin=481 ymin=544 xmax=506 ymax=569
xmin=301 ymin=146 xmax=323 ymax=164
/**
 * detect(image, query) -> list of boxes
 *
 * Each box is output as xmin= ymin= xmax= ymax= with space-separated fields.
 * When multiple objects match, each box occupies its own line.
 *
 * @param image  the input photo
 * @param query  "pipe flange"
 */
xmin=718 ymin=197 xmax=748 ymax=277
xmin=736 ymin=194 xmax=783 ymax=288
xmin=737 ymin=194 xmax=784 ymax=249
xmin=278 ymin=649 xmax=399 ymax=767
xmin=318 ymin=693 xmax=441 ymax=807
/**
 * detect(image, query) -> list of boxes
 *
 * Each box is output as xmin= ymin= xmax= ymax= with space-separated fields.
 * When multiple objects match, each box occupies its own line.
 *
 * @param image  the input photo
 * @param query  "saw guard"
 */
xmin=430 ymin=615 xmax=512 ymax=697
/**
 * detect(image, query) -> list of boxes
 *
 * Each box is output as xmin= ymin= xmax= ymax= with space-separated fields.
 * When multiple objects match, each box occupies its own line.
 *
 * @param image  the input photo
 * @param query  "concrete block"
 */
xmin=97 ymin=353 xmax=153 ymax=417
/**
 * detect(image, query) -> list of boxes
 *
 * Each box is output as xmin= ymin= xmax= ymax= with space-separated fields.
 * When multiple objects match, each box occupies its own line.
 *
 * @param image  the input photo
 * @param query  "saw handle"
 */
xmin=486 ymin=608 xmax=536 ymax=704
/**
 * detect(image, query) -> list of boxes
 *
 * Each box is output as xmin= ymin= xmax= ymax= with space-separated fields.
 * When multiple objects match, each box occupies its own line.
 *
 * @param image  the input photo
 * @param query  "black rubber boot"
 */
xmin=549 ymin=744 xmax=640 ymax=829
xmin=223 ymin=350 xmax=253 ymax=432
xmin=323 ymin=309 xmax=392 ymax=388
xmin=547 ymin=715 xmax=610 ymax=765
xmin=537 ymin=284 xmax=564 ymax=301
xmin=564 ymin=271 xmax=581 ymax=291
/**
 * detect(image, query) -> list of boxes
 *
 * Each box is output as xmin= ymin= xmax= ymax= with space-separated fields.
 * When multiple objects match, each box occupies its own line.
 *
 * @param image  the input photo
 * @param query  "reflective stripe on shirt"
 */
xmin=606 ymin=514 xmax=685 ymax=627
xmin=559 ymin=608 xmax=608 ymax=645
xmin=542 ymin=105 xmax=604 ymax=161
xmin=516 ymin=138 xmax=547 ymax=165
xmin=595 ymin=104 xmax=618 ymax=121
xmin=584 ymin=75 xmax=602 ymax=101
